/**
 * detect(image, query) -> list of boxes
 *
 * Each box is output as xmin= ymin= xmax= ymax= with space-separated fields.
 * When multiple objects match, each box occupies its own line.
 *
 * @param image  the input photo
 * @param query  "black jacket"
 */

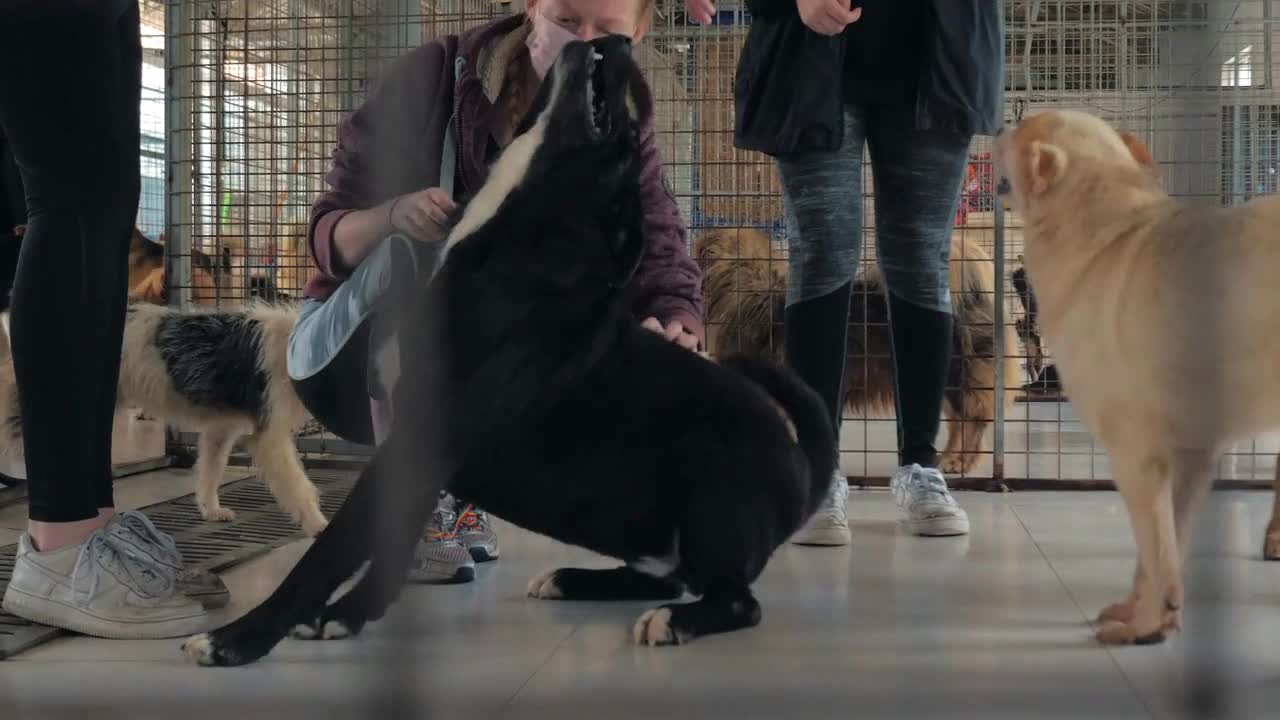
xmin=0 ymin=133 xmax=24 ymax=235
xmin=735 ymin=0 xmax=1003 ymax=156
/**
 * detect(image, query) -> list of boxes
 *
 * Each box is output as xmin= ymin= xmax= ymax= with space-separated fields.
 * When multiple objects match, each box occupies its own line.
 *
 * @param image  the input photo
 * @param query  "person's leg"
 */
xmin=0 ymin=16 xmax=138 ymax=537
xmin=0 ymin=5 xmax=211 ymax=638
xmin=774 ymin=108 xmax=867 ymax=547
xmin=865 ymin=109 xmax=972 ymax=537
xmin=287 ymin=234 xmax=476 ymax=583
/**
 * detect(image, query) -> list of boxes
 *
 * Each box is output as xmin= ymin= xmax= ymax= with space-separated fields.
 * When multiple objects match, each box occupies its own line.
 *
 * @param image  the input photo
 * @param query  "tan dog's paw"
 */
xmin=1094 ymin=608 xmax=1181 ymax=646
xmin=200 ymin=506 xmax=237 ymax=523
xmin=938 ymin=452 xmax=976 ymax=476
xmin=1095 ymin=620 xmax=1143 ymax=645
xmin=1095 ymin=598 xmax=1136 ymax=625
xmin=1264 ymin=530 xmax=1280 ymax=561
xmin=300 ymin=508 xmax=328 ymax=538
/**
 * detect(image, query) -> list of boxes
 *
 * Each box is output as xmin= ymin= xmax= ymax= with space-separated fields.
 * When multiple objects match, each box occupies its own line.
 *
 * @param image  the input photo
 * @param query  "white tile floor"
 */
xmin=2 ymin=469 xmax=1279 ymax=720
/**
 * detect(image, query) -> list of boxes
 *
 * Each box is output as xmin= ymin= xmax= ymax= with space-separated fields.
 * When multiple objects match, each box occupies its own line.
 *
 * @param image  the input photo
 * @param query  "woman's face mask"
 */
xmin=526 ymin=10 xmax=581 ymax=80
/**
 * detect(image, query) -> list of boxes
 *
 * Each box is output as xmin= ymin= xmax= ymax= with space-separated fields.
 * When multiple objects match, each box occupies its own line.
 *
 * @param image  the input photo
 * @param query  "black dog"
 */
xmin=183 ymin=36 xmax=835 ymax=667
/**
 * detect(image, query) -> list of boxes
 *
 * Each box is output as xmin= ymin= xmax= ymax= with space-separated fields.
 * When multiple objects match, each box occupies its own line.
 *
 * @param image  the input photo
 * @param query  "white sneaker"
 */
xmin=890 ymin=464 xmax=970 ymax=537
xmin=2 ymin=531 xmax=211 ymax=639
xmin=791 ymin=471 xmax=851 ymax=546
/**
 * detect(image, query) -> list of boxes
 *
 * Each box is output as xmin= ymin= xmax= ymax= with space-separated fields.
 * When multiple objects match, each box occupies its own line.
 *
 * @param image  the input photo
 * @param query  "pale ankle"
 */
xmin=29 ymin=508 xmax=115 ymax=552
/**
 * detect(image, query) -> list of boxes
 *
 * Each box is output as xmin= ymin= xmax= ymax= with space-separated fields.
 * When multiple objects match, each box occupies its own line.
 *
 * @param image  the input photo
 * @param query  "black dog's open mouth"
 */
xmin=586 ymin=49 xmax=609 ymax=137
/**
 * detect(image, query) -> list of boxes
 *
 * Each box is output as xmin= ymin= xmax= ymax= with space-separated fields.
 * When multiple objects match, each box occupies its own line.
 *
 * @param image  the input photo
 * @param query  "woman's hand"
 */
xmin=685 ymin=0 xmax=716 ymax=24
xmin=797 ymin=0 xmax=862 ymax=36
xmin=389 ymin=187 xmax=457 ymax=243
xmin=642 ymin=316 xmax=700 ymax=351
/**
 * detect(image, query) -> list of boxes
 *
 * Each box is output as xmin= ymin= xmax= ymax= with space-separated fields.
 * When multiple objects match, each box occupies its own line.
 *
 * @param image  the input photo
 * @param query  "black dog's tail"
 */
xmin=719 ymin=355 xmax=837 ymax=517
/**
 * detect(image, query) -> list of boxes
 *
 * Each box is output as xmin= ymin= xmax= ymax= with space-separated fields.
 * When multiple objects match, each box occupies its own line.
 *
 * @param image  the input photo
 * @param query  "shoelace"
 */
xmin=906 ymin=468 xmax=951 ymax=500
xmin=425 ymin=508 xmax=459 ymax=542
xmin=71 ymin=528 xmax=176 ymax=603
xmin=110 ymin=510 xmax=184 ymax=570
xmin=454 ymin=505 xmax=486 ymax=532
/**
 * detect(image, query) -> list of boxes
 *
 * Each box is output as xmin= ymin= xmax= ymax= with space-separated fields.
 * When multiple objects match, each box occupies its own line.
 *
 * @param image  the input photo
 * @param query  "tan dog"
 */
xmin=994 ymin=109 xmax=1280 ymax=645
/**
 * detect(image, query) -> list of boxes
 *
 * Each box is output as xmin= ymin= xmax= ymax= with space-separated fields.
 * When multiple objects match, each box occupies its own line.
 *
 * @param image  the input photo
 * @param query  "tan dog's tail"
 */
xmin=694 ymin=228 xmax=787 ymax=360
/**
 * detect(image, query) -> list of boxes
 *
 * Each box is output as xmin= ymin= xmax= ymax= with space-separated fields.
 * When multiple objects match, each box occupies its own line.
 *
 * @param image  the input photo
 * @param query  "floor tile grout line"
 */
xmin=497 ymin=622 xmax=581 ymax=715
xmin=1007 ymin=501 xmax=1158 ymax=720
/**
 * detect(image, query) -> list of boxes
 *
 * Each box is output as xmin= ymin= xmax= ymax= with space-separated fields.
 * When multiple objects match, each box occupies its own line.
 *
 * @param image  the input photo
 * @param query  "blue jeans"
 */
xmin=288 ymin=234 xmax=441 ymax=446
xmin=775 ymin=106 xmax=971 ymax=468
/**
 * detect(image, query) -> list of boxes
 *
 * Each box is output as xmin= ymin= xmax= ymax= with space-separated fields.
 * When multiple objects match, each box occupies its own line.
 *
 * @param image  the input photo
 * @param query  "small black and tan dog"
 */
xmin=183 ymin=36 xmax=835 ymax=667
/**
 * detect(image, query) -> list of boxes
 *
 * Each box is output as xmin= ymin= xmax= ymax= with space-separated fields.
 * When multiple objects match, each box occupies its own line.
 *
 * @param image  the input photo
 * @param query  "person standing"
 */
xmin=686 ymin=0 xmax=1003 ymax=544
xmin=0 ymin=1 xmax=225 ymax=638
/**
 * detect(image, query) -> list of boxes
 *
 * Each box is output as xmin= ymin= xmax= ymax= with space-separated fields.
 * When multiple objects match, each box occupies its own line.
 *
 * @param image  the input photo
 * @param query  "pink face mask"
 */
xmin=526 ymin=10 xmax=580 ymax=80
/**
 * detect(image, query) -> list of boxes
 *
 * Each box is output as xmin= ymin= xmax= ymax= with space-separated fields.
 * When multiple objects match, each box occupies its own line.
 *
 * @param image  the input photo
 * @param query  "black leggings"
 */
xmin=0 ymin=4 xmax=141 ymax=522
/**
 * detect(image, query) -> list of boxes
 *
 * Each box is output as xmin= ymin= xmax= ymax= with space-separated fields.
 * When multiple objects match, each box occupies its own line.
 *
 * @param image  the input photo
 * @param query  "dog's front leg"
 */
xmin=1096 ymin=453 xmax=1182 ymax=646
xmin=182 ymin=463 xmax=381 ymax=666
xmin=1265 ymin=453 xmax=1280 ymax=561
xmin=183 ymin=426 xmax=449 ymax=666
xmin=290 ymin=433 xmax=446 ymax=642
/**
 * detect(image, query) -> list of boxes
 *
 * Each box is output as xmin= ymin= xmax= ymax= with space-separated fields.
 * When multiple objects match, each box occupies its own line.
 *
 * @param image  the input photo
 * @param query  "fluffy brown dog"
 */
xmin=994 ymin=109 xmax=1280 ymax=645
xmin=128 ymin=228 xmax=227 ymax=305
xmin=697 ymin=228 xmax=1019 ymax=475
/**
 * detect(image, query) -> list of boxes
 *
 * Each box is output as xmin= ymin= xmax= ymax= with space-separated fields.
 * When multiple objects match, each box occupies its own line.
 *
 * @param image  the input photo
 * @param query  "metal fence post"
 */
xmin=165 ymin=0 xmax=194 ymax=310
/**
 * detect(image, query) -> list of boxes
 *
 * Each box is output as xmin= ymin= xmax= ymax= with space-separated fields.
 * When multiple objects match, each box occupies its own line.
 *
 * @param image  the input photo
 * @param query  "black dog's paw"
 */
xmin=288 ymin=598 xmax=370 ymax=641
xmin=182 ymin=616 xmax=290 ymax=667
xmin=182 ymin=631 xmax=250 ymax=667
xmin=289 ymin=618 xmax=354 ymax=641
xmin=525 ymin=569 xmax=565 ymax=599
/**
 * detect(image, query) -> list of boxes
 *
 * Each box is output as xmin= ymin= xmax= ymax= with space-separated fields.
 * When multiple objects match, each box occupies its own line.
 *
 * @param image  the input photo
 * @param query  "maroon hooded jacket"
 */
xmin=304 ymin=15 xmax=704 ymax=340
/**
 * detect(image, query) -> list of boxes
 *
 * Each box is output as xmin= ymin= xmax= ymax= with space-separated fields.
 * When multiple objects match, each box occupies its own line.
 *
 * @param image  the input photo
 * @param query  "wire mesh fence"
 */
xmin=3 ymin=1 xmax=1276 ymax=717
xmin=149 ymin=0 xmax=1280 ymax=487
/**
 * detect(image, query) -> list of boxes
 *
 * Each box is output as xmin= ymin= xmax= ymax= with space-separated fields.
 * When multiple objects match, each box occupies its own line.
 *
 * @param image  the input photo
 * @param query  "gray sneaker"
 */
xmin=2 ymin=531 xmax=210 ymax=639
xmin=452 ymin=500 xmax=500 ymax=563
xmin=406 ymin=503 xmax=475 ymax=584
xmin=109 ymin=510 xmax=229 ymax=609
xmin=890 ymin=464 xmax=970 ymax=536
xmin=791 ymin=471 xmax=851 ymax=546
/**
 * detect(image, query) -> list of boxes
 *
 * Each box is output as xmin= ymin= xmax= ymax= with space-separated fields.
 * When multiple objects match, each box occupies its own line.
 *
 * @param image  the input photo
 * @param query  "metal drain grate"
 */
xmin=0 ymin=468 xmax=358 ymax=659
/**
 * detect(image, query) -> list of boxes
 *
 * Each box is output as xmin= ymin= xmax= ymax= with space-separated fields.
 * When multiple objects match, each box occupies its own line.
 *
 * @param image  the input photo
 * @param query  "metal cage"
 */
xmin=152 ymin=0 xmax=1280 ymax=487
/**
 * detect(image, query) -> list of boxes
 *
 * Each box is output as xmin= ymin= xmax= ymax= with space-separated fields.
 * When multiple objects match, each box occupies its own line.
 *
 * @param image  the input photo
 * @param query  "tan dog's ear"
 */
xmin=1119 ymin=132 xmax=1159 ymax=176
xmin=1028 ymin=140 xmax=1067 ymax=193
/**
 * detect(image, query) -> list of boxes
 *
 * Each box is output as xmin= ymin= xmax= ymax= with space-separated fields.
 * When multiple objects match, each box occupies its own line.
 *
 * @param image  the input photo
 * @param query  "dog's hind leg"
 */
xmin=246 ymin=429 xmax=327 ymax=537
xmin=1096 ymin=452 xmax=1183 ymax=646
xmin=633 ymin=583 xmax=762 ymax=647
xmin=527 ymin=566 xmax=685 ymax=601
xmin=195 ymin=429 xmax=237 ymax=523
xmin=1265 ymin=453 xmax=1280 ymax=561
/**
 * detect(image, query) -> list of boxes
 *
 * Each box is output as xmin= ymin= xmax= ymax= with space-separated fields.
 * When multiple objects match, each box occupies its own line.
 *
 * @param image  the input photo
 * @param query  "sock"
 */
xmin=886 ymin=292 xmax=952 ymax=469
xmin=783 ymin=282 xmax=854 ymax=433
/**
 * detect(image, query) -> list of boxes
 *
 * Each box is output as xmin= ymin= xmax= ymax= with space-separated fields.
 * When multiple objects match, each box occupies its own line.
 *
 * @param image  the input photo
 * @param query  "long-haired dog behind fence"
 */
xmin=697 ymin=228 xmax=1020 ymax=475
xmin=0 ymin=301 xmax=326 ymax=536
